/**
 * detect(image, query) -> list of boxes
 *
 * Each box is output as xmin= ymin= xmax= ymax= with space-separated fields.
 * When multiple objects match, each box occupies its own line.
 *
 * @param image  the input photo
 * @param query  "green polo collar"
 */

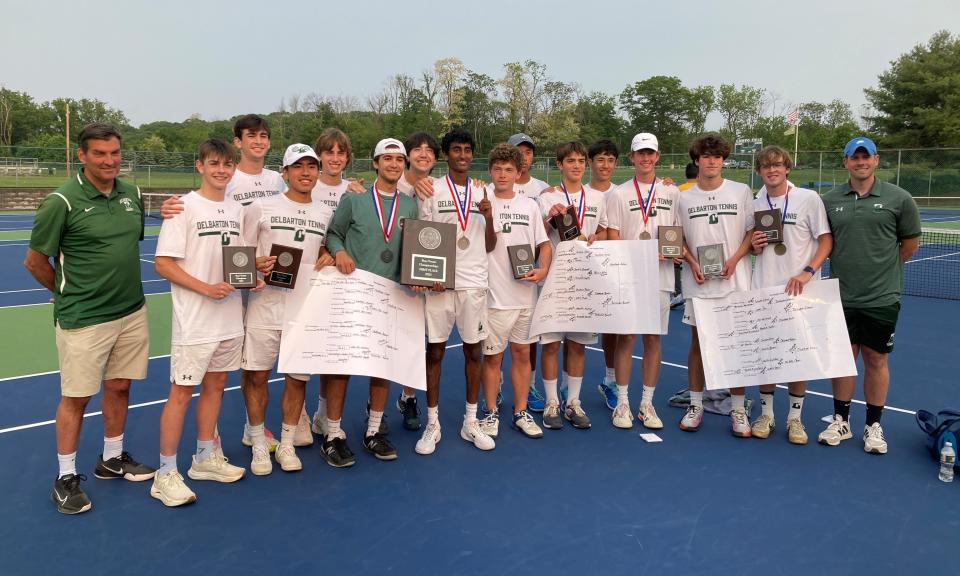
xmin=839 ymin=177 xmax=882 ymax=198
xmin=77 ymin=169 xmax=118 ymax=200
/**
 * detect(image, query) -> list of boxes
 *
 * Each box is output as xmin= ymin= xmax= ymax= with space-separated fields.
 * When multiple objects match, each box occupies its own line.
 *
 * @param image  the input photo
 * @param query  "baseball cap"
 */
xmin=282 ymin=143 xmax=320 ymax=168
xmin=843 ymin=136 xmax=878 ymax=157
xmin=507 ymin=133 xmax=535 ymax=149
xmin=373 ymin=138 xmax=407 ymax=159
xmin=631 ymin=133 xmax=659 ymax=152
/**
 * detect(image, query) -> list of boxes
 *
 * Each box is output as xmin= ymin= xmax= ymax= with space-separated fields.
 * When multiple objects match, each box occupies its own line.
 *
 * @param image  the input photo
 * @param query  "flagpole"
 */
xmin=794 ymin=117 xmax=799 ymax=161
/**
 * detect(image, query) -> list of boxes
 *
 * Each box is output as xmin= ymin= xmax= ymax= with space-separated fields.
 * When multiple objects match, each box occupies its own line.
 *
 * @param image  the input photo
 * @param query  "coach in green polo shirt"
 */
xmin=817 ymin=136 xmax=921 ymax=456
xmin=24 ymin=123 xmax=155 ymax=515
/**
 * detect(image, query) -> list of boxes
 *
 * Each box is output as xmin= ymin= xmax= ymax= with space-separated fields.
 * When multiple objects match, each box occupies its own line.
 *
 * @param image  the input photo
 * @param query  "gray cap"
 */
xmin=507 ymin=133 xmax=535 ymax=149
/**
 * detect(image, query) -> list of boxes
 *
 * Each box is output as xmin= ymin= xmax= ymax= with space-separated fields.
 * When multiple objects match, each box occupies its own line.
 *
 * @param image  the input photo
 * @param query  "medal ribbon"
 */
xmin=765 ymin=185 xmax=791 ymax=226
xmin=446 ymin=174 xmax=471 ymax=232
xmin=370 ymin=181 xmax=400 ymax=244
xmin=633 ymin=177 xmax=657 ymax=227
xmin=560 ymin=181 xmax=586 ymax=229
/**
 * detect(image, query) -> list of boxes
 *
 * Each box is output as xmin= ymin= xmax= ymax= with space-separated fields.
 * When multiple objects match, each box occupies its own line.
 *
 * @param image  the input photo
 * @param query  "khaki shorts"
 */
xmin=483 ymin=308 xmax=537 ymax=355
xmin=424 ymin=288 xmax=488 ymax=344
xmin=171 ymin=336 xmax=243 ymax=386
xmin=55 ymin=305 xmax=149 ymax=398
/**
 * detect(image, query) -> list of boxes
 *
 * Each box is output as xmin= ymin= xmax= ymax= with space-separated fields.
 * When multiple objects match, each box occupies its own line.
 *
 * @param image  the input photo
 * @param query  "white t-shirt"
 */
xmin=397 ymin=173 xmax=425 ymax=197
xmin=311 ymin=179 xmax=350 ymax=226
xmin=585 ymin=181 xmax=616 ymax=195
xmin=606 ymin=177 xmax=681 ymax=293
xmin=677 ymin=179 xmax=755 ymax=299
xmin=513 ymin=176 xmax=549 ymax=198
xmin=156 ymin=192 xmax=246 ymax=345
xmin=242 ymin=194 xmax=334 ymax=330
xmin=537 ymin=185 xmax=608 ymax=247
xmin=226 ymin=168 xmax=286 ymax=206
xmin=487 ymin=192 xmax=549 ymax=309
xmin=751 ymin=182 xmax=830 ymax=289
xmin=418 ymin=175 xmax=488 ymax=290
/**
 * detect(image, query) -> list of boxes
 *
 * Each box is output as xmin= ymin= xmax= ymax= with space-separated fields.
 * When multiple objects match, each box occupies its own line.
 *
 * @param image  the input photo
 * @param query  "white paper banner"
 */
xmin=278 ymin=265 xmax=426 ymax=390
xmin=530 ymin=240 xmax=661 ymax=336
xmin=693 ymin=278 xmax=857 ymax=390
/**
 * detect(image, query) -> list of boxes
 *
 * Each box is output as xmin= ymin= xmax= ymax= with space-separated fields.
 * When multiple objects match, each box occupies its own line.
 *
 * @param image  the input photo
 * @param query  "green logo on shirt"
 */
xmin=221 ymin=232 xmax=230 ymax=246
xmin=709 ymin=214 xmax=719 ymax=224
xmin=294 ymin=229 xmax=306 ymax=242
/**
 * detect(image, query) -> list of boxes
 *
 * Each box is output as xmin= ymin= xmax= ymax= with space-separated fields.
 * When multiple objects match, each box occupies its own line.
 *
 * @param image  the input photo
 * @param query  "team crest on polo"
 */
xmin=119 ymin=197 xmax=134 ymax=212
xmin=873 ymin=203 xmax=884 ymax=211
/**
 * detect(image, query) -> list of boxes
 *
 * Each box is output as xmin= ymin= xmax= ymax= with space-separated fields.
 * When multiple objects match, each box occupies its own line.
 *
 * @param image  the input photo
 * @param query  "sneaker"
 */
xmin=311 ymin=409 xmax=327 ymax=436
xmin=460 ymin=419 xmax=495 ymax=451
xmin=415 ymin=422 xmax=441 ymax=455
xmin=512 ymin=410 xmax=544 ymax=439
xmin=94 ymin=452 xmax=156 ymax=481
xmin=275 ymin=444 xmax=302 ymax=471
xmin=479 ymin=411 xmax=500 ymax=439
xmin=542 ymin=401 xmax=564 ymax=430
xmin=731 ymin=409 xmax=752 ymax=438
xmin=480 ymin=391 xmax=503 ymax=414
xmin=598 ymin=382 xmax=618 ymax=411
xmin=365 ymin=403 xmax=389 ymax=435
xmin=150 ymin=471 xmax=197 ymax=507
xmin=787 ymin=418 xmax=808 ymax=445
xmin=817 ymin=415 xmax=852 ymax=446
xmin=250 ymin=445 xmax=273 ymax=476
xmin=564 ymin=403 xmax=592 ymax=429
xmin=397 ymin=395 xmax=422 ymax=431
xmin=320 ymin=435 xmax=355 ymax=468
xmin=188 ymin=454 xmax=245 ymax=483
xmin=863 ymin=423 xmax=888 ymax=455
xmin=51 ymin=474 xmax=91 ymax=515
xmin=527 ymin=386 xmax=546 ymax=413
xmin=294 ymin=410 xmax=314 ymax=447
xmin=679 ymin=405 xmax=703 ymax=431
xmin=363 ymin=434 xmax=398 ymax=461
xmin=751 ymin=414 xmax=775 ymax=439
xmin=612 ymin=403 xmax=634 ymax=429
xmin=670 ymin=293 xmax=684 ymax=309
xmin=637 ymin=403 xmax=663 ymax=429
xmin=241 ymin=427 xmax=279 ymax=453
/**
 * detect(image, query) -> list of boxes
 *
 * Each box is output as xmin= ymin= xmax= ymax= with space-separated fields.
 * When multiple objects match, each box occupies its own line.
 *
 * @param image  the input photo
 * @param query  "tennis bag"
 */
xmin=916 ymin=408 xmax=960 ymax=470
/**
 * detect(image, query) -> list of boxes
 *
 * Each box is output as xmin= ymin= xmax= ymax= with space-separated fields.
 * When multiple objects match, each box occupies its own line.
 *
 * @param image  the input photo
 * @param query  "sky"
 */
xmin=2 ymin=0 xmax=956 ymax=128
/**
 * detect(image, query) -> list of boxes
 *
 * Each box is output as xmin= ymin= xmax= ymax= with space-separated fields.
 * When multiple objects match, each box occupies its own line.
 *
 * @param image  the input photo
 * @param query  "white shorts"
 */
xmin=652 ymin=291 xmax=670 ymax=335
xmin=424 ymin=289 xmax=488 ymax=344
xmin=539 ymin=332 xmax=598 ymax=345
xmin=171 ymin=336 xmax=243 ymax=386
xmin=682 ymin=298 xmax=697 ymax=327
xmin=483 ymin=308 xmax=537 ymax=355
xmin=239 ymin=326 xmax=309 ymax=382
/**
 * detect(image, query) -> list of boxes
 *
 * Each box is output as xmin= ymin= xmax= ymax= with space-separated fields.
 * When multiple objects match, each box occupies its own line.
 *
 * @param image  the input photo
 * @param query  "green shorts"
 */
xmin=843 ymin=303 xmax=900 ymax=354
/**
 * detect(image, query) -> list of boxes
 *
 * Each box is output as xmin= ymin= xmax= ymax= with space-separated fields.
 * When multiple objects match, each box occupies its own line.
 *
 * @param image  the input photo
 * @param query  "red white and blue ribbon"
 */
xmin=633 ymin=177 xmax=656 ymax=226
xmin=560 ymin=181 xmax=586 ymax=229
xmin=446 ymin=174 xmax=471 ymax=232
xmin=371 ymin=181 xmax=400 ymax=244
xmin=766 ymin=185 xmax=791 ymax=226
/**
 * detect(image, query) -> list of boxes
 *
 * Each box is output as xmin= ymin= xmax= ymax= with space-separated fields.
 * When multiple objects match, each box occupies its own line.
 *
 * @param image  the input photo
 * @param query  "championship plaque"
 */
xmin=400 ymin=219 xmax=456 ymax=289
xmin=508 ymin=244 xmax=535 ymax=279
xmin=754 ymin=208 xmax=783 ymax=243
xmin=658 ymin=225 xmax=683 ymax=257
xmin=552 ymin=205 xmax=581 ymax=242
xmin=264 ymin=244 xmax=303 ymax=288
xmin=222 ymin=246 xmax=257 ymax=288
xmin=697 ymin=243 xmax=725 ymax=279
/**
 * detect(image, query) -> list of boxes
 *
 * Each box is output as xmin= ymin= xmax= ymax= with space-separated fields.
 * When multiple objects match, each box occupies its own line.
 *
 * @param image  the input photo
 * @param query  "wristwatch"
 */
xmin=803 ymin=265 xmax=816 ymax=275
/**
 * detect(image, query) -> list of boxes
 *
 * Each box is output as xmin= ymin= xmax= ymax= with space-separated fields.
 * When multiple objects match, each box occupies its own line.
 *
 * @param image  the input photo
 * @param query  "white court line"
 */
xmin=906 ymin=251 xmax=960 ymax=264
xmin=0 ymin=278 xmax=168 ymax=296
xmin=139 ymin=258 xmax=154 ymax=264
xmin=0 ymin=243 xmax=28 ymax=247
xmin=0 ymin=289 xmax=171 ymax=309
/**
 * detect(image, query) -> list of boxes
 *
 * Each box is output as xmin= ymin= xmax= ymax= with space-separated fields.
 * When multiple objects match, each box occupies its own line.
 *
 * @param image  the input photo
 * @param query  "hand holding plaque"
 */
xmin=508 ymin=244 xmax=535 ymax=279
xmin=264 ymin=244 xmax=303 ymax=288
xmin=658 ymin=225 xmax=683 ymax=257
xmin=400 ymin=219 xmax=456 ymax=289
xmin=551 ymin=205 xmax=581 ymax=242
xmin=696 ymin=243 xmax=725 ymax=279
xmin=754 ymin=208 xmax=783 ymax=243
xmin=222 ymin=246 xmax=257 ymax=288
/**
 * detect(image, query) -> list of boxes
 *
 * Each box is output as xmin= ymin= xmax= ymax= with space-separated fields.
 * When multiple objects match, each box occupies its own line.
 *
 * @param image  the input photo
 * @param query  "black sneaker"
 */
xmin=320 ymin=436 xmax=356 ymax=468
xmin=397 ymin=395 xmax=421 ymax=431
xmin=51 ymin=474 xmax=92 ymax=515
xmin=365 ymin=402 xmax=389 ymax=435
xmin=94 ymin=452 xmax=156 ymax=481
xmin=363 ymin=433 xmax=398 ymax=461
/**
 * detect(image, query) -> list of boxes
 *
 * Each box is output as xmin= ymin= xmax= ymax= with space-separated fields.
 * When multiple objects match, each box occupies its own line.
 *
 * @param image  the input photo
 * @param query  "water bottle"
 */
xmin=939 ymin=441 xmax=955 ymax=483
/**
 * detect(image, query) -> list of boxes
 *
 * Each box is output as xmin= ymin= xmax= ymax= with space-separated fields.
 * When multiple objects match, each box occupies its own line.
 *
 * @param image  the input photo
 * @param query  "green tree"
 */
xmin=575 ymin=91 xmax=623 ymax=148
xmin=716 ymin=83 xmax=765 ymax=144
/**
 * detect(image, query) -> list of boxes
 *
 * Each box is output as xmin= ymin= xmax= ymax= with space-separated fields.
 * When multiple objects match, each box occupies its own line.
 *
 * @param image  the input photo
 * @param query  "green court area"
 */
xmin=0 ymin=293 xmax=172 ymax=380
xmin=0 ymin=225 xmax=161 ymax=242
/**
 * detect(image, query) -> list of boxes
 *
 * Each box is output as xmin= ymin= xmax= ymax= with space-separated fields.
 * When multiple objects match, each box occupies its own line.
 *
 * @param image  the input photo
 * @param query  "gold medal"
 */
xmin=457 ymin=236 xmax=470 ymax=250
xmin=774 ymin=243 xmax=787 ymax=256
xmin=639 ymin=231 xmax=651 ymax=240
xmin=577 ymin=234 xmax=587 ymax=241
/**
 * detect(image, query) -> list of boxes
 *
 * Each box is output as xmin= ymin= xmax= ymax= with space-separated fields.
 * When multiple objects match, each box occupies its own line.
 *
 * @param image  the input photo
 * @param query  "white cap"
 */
xmin=373 ymin=138 xmax=407 ymax=159
xmin=630 ymin=133 xmax=659 ymax=152
xmin=282 ymin=143 xmax=320 ymax=168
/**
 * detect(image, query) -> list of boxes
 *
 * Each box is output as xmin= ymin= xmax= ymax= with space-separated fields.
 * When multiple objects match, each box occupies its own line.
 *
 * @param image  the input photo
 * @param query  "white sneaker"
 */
xmin=863 ymin=422 xmax=888 ymax=455
xmin=612 ymin=403 xmax=634 ymax=429
xmin=311 ymin=409 xmax=328 ymax=436
xmin=150 ymin=471 xmax=196 ymax=507
xmin=415 ymin=422 xmax=442 ymax=455
xmin=294 ymin=409 xmax=314 ymax=447
xmin=679 ymin=405 xmax=703 ymax=431
xmin=512 ymin=410 xmax=543 ymax=438
xmin=275 ymin=444 xmax=302 ymax=471
xmin=479 ymin=411 xmax=499 ymax=438
xmin=817 ymin=415 xmax=853 ymax=446
xmin=637 ymin=403 xmax=663 ymax=429
xmin=188 ymin=453 xmax=245 ymax=483
xmin=241 ymin=426 xmax=279 ymax=453
xmin=460 ymin=419 xmax=495 ymax=451
xmin=250 ymin=444 xmax=272 ymax=476
xmin=730 ymin=409 xmax=752 ymax=438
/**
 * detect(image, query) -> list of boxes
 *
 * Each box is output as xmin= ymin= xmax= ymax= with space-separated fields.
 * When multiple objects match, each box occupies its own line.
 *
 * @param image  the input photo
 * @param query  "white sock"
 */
xmin=788 ymin=394 xmax=804 ymax=421
xmin=427 ymin=405 xmax=439 ymax=426
xmin=604 ymin=367 xmax=616 ymax=384
xmin=641 ymin=385 xmax=655 ymax=406
xmin=158 ymin=453 xmax=177 ymax=477
xmin=366 ymin=410 xmax=383 ymax=437
xmin=316 ymin=396 xmax=327 ymax=419
xmin=543 ymin=378 xmax=559 ymax=404
xmin=616 ymin=384 xmax=629 ymax=405
xmin=760 ymin=392 xmax=775 ymax=419
xmin=57 ymin=452 xmax=77 ymax=478
xmin=300 ymin=402 xmax=309 ymax=420
xmin=280 ymin=422 xmax=296 ymax=448
xmin=196 ymin=439 xmax=216 ymax=462
xmin=690 ymin=390 xmax=704 ymax=408
xmin=465 ymin=402 xmax=478 ymax=423
xmin=103 ymin=434 xmax=123 ymax=461
xmin=731 ymin=393 xmax=746 ymax=412
xmin=566 ymin=375 xmax=583 ymax=404
xmin=327 ymin=418 xmax=345 ymax=440
xmin=248 ymin=423 xmax=267 ymax=450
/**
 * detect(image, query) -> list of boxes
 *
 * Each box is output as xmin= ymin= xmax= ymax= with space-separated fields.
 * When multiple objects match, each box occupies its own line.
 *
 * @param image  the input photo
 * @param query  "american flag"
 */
xmin=787 ymin=109 xmax=800 ymax=126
